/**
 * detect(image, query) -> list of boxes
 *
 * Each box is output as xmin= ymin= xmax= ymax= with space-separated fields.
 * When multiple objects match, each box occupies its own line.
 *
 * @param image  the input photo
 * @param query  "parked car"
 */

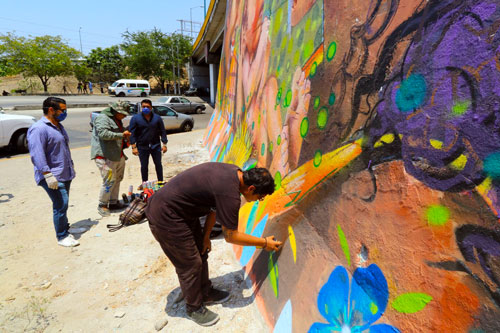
xmin=0 ymin=111 xmax=36 ymax=153
xmin=89 ymin=102 xmax=194 ymax=132
xmin=183 ymin=87 xmax=198 ymax=96
xmin=156 ymin=96 xmax=206 ymax=114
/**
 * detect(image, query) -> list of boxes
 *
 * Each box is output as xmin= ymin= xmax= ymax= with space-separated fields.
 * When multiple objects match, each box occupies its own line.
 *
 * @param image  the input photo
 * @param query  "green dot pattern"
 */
xmin=426 ymin=205 xmax=450 ymax=226
xmin=329 ymin=93 xmax=336 ymax=105
xmin=310 ymin=62 xmax=317 ymax=77
xmin=317 ymin=107 xmax=329 ymax=129
xmin=300 ymin=117 xmax=309 ymax=138
xmin=274 ymin=171 xmax=282 ymax=190
xmin=327 ymin=41 xmax=337 ymax=61
xmin=314 ymin=96 xmax=320 ymax=109
xmin=283 ymin=89 xmax=292 ymax=107
xmin=313 ymin=150 xmax=322 ymax=167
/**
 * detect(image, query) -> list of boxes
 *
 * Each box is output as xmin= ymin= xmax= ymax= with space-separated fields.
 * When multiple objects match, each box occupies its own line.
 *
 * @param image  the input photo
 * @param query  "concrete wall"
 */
xmin=204 ymin=0 xmax=500 ymax=331
xmin=189 ymin=64 xmax=210 ymax=93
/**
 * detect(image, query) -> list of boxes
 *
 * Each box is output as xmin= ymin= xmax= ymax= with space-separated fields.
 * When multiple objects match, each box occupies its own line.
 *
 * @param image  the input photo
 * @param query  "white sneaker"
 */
xmin=58 ymin=234 xmax=80 ymax=247
xmin=68 ymin=226 xmax=87 ymax=234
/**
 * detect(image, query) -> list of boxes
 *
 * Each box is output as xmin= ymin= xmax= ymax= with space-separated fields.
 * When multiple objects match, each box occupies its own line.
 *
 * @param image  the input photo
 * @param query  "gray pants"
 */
xmin=95 ymin=156 xmax=125 ymax=206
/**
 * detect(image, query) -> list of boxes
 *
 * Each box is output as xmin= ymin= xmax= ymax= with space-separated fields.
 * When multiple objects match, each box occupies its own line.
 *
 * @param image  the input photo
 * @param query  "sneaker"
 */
xmin=58 ymin=234 xmax=80 ymax=247
xmin=98 ymin=205 xmax=110 ymax=217
xmin=68 ymin=226 xmax=87 ymax=234
xmin=203 ymin=288 xmax=231 ymax=305
xmin=187 ymin=306 xmax=219 ymax=326
xmin=108 ymin=202 xmax=128 ymax=210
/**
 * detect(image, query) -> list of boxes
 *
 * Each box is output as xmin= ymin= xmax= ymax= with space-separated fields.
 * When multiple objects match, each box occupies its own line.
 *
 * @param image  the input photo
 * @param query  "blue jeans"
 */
xmin=138 ymin=147 xmax=163 ymax=182
xmin=39 ymin=179 xmax=72 ymax=240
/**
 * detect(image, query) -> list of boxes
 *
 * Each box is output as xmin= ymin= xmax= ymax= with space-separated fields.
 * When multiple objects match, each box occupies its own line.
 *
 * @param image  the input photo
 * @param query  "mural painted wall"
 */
xmin=204 ymin=0 xmax=500 ymax=331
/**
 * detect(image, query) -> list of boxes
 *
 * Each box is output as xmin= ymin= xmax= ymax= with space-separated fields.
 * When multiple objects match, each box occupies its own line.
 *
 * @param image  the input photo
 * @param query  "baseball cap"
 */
xmin=109 ymin=100 xmax=130 ymax=115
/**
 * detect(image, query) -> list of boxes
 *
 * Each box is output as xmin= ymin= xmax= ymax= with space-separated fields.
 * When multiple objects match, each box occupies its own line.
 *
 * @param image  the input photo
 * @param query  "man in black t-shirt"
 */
xmin=145 ymin=162 xmax=282 ymax=327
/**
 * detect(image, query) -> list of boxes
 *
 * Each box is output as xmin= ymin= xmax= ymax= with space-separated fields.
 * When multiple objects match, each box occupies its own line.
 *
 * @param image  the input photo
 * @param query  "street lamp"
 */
xmin=78 ymin=27 xmax=83 ymax=54
xmin=190 ymin=6 xmax=204 ymax=38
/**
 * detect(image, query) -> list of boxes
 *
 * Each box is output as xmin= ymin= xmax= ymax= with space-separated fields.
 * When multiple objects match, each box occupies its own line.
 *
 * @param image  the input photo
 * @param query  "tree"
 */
xmin=0 ymin=33 xmax=80 ymax=92
xmin=86 ymin=46 xmax=124 ymax=83
xmin=73 ymin=62 xmax=92 ymax=83
xmin=121 ymin=29 xmax=192 ymax=93
xmin=0 ymin=41 xmax=19 ymax=78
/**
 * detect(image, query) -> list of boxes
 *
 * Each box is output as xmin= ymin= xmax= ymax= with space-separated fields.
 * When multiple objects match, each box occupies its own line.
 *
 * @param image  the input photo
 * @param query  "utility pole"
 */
xmin=176 ymin=40 xmax=180 ymax=94
xmin=190 ymin=6 xmax=204 ymax=38
xmin=78 ymin=27 xmax=83 ymax=54
xmin=171 ymin=44 xmax=176 ymax=94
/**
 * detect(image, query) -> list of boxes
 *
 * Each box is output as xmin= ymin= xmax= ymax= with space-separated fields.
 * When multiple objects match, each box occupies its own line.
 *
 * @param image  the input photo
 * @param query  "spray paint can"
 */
xmin=122 ymin=193 xmax=129 ymax=204
xmin=128 ymin=185 xmax=133 ymax=196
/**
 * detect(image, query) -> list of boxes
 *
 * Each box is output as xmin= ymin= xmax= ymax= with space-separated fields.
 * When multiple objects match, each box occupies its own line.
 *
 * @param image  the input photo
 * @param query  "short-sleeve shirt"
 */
xmin=145 ymin=162 xmax=241 ymax=230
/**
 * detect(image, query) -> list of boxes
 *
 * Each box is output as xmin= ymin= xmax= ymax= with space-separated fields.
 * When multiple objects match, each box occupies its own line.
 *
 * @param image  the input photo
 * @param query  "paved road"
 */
xmin=0 ymin=104 xmax=214 ymax=159
xmin=0 ymin=95 xmax=208 ymax=109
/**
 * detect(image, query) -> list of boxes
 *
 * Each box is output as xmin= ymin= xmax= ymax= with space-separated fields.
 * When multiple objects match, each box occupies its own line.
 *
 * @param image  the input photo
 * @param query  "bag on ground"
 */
xmin=106 ymin=195 xmax=148 ymax=232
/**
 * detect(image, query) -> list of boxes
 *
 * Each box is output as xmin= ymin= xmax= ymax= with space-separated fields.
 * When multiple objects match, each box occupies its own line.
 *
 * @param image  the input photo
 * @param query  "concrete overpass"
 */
xmin=190 ymin=0 xmax=226 ymax=106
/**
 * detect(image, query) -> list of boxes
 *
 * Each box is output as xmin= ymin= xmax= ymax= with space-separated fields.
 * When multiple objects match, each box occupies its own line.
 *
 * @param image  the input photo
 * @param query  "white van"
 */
xmin=108 ymin=79 xmax=150 ymax=97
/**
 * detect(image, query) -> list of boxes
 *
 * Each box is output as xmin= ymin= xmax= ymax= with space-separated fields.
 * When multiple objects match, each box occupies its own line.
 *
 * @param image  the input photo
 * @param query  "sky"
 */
xmin=0 ymin=0 xmax=208 ymax=55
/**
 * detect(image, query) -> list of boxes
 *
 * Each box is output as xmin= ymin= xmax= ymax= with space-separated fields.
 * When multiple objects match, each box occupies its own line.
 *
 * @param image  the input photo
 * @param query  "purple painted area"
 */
xmin=456 ymin=225 xmax=500 ymax=286
xmin=462 ymin=233 xmax=500 ymax=282
xmin=462 ymin=234 xmax=500 ymax=259
xmin=375 ymin=0 xmax=500 ymax=192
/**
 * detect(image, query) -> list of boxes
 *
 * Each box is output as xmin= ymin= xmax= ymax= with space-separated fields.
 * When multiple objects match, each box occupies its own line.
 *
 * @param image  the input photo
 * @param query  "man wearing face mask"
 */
xmin=91 ymin=101 xmax=131 ymax=217
xmin=129 ymin=99 xmax=167 ymax=184
xmin=27 ymin=97 xmax=86 ymax=247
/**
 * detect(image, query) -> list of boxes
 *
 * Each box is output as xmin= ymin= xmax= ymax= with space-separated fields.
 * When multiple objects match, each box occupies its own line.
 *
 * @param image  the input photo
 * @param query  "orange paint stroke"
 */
xmin=246 ymin=140 xmax=363 ymax=223
xmin=302 ymin=43 xmax=324 ymax=77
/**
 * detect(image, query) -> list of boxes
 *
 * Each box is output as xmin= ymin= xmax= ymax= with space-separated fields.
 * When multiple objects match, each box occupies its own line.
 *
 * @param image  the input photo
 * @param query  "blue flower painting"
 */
xmin=309 ymin=265 xmax=400 ymax=333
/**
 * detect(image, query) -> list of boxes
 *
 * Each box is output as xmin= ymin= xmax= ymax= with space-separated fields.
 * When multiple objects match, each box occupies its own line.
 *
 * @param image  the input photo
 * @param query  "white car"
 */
xmin=0 ymin=109 xmax=36 ymax=153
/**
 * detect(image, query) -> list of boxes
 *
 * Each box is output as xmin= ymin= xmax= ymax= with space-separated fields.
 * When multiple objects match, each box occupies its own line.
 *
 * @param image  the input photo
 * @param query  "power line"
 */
xmin=0 ymin=26 xmax=122 ymax=47
xmin=0 ymin=16 xmax=122 ymax=41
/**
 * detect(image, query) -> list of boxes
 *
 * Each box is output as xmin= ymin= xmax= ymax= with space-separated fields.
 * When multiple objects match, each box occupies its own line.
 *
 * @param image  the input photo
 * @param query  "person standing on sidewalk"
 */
xmin=145 ymin=163 xmax=282 ymax=326
xmin=91 ymin=101 xmax=131 ymax=217
xmin=27 ymin=97 xmax=86 ymax=247
xmin=129 ymin=99 xmax=167 ymax=183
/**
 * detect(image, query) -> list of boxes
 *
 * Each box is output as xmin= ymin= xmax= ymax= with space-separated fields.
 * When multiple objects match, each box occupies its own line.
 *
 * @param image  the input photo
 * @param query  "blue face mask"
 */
xmin=56 ymin=110 xmax=67 ymax=122
xmin=142 ymin=107 xmax=151 ymax=115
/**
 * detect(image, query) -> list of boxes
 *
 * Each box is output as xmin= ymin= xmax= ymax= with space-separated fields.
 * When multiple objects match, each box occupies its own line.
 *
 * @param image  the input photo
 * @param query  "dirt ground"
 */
xmin=0 ymin=128 xmax=268 ymax=332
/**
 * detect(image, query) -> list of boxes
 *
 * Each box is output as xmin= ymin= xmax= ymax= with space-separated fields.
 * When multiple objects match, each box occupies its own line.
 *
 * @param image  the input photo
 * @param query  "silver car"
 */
xmin=123 ymin=103 xmax=194 ymax=132
xmin=156 ymin=96 xmax=206 ymax=114
xmin=90 ymin=102 xmax=194 ymax=132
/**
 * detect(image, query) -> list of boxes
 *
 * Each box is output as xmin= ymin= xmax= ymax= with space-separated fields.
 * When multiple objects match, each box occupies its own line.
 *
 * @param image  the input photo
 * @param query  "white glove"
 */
xmin=44 ymin=173 xmax=59 ymax=190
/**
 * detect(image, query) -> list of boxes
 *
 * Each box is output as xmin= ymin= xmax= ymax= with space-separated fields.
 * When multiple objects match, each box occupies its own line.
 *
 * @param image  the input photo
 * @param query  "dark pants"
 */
xmin=149 ymin=219 xmax=212 ymax=312
xmin=39 ymin=179 xmax=72 ymax=240
xmin=138 ymin=147 xmax=163 ymax=182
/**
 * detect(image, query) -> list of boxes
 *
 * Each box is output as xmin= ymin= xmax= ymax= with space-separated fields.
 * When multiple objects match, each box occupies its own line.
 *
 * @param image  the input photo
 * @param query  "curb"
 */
xmin=11 ymin=103 xmax=109 ymax=111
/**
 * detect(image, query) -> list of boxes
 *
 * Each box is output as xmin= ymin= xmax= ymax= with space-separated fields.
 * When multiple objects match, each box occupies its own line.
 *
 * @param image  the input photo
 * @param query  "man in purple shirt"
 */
xmin=27 ymin=97 xmax=86 ymax=247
